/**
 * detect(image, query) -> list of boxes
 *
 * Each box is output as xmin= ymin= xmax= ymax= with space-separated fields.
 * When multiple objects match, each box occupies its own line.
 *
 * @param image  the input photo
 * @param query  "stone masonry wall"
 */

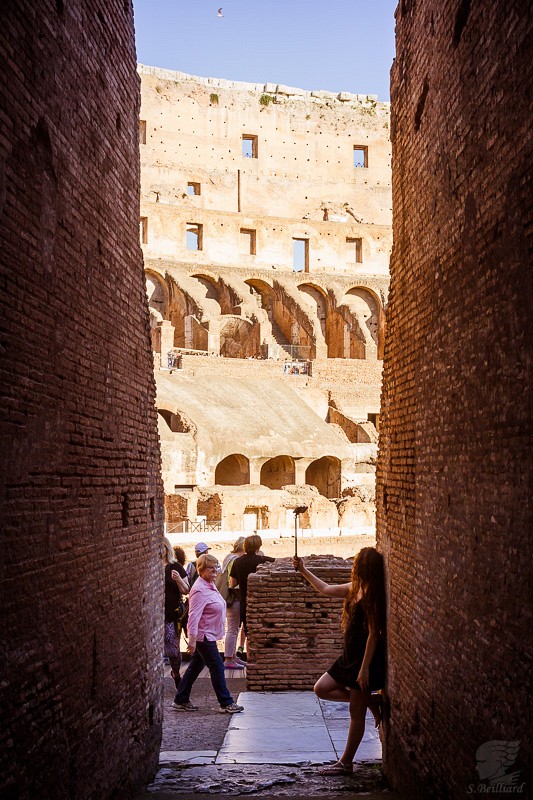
xmin=139 ymin=66 xmax=391 ymax=275
xmin=0 ymin=3 xmax=163 ymax=798
xmin=246 ymin=557 xmax=351 ymax=690
xmin=377 ymin=0 xmax=532 ymax=796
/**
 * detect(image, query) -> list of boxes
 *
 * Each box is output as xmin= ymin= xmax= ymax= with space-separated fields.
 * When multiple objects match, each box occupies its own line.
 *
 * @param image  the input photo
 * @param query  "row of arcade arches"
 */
xmin=215 ymin=453 xmax=341 ymax=499
xmin=146 ymin=268 xmax=384 ymax=360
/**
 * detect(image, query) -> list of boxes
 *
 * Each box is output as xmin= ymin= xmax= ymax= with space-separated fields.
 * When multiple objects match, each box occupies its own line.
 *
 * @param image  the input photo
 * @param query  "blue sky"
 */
xmin=133 ymin=0 xmax=397 ymax=101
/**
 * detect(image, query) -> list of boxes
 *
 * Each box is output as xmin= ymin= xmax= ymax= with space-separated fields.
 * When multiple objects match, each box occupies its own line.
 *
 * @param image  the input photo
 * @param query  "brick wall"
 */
xmin=165 ymin=494 xmax=189 ymax=524
xmin=377 ymin=0 xmax=532 ymax=796
xmin=0 ymin=2 xmax=163 ymax=798
xmin=246 ymin=557 xmax=350 ymax=690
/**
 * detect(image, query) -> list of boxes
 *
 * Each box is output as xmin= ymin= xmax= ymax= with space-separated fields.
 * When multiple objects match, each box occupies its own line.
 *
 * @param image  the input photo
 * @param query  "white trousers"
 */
xmin=224 ymin=600 xmax=241 ymax=658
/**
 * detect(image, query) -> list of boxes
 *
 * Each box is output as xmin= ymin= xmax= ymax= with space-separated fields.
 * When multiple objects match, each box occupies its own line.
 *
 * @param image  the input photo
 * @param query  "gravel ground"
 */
xmin=162 ymin=674 xmax=247 ymax=752
xmin=176 ymin=534 xmax=376 ymax=568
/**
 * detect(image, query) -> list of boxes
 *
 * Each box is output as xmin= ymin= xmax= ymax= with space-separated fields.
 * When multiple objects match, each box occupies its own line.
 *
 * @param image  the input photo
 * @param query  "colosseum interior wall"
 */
xmin=140 ymin=67 xmax=392 ymax=536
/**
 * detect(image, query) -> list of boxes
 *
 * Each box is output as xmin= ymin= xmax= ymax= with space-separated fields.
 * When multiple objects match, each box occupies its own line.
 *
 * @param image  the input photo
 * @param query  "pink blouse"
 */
xmin=186 ymin=576 xmax=226 ymax=646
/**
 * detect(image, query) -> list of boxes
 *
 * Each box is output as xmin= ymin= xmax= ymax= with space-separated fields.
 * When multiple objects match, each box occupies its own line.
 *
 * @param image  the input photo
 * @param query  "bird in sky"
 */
xmin=217 ymin=7 xmax=223 ymax=16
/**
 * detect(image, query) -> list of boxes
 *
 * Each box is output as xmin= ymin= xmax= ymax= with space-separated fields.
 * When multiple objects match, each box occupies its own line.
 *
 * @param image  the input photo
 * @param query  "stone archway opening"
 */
xmin=305 ymin=456 xmax=341 ymax=498
xmin=345 ymin=287 xmax=382 ymax=357
xmin=260 ymin=455 xmax=296 ymax=489
xmin=215 ymin=453 xmax=250 ymax=485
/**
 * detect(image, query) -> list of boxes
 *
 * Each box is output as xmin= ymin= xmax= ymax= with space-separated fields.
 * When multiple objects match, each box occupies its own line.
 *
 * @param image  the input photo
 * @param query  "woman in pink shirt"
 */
xmin=172 ymin=553 xmax=244 ymax=714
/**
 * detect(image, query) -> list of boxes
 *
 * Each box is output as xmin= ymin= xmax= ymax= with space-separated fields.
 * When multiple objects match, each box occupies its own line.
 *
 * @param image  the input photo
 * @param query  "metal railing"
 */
xmin=283 ymin=361 xmax=311 ymax=376
xmin=167 ymin=519 xmax=223 ymax=534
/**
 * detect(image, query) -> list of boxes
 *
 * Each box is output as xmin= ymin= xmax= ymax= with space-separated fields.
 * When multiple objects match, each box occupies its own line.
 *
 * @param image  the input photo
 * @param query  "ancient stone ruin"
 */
xmin=245 ymin=556 xmax=351 ymax=691
xmin=139 ymin=66 xmax=392 ymax=535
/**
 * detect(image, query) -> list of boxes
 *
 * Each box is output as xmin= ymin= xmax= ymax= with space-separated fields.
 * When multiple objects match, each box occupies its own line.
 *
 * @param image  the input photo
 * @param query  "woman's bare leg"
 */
xmin=313 ymin=672 xmax=350 ymax=702
xmin=339 ymin=688 xmax=370 ymax=765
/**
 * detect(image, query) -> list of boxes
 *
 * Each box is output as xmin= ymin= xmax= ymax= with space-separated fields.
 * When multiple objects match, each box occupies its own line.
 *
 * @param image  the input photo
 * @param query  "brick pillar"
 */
xmin=246 ymin=557 xmax=350 ymax=690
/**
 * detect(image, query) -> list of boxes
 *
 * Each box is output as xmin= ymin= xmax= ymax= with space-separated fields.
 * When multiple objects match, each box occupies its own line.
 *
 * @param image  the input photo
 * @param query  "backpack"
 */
xmin=186 ymin=561 xmax=199 ymax=588
xmin=215 ymin=558 xmax=237 ymax=605
xmin=178 ymin=598 xmax=189 ymax=635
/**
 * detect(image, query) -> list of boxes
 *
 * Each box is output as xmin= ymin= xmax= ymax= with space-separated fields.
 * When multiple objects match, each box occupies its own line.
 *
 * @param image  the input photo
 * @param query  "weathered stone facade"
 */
xmin=140 ymin=67 xmax=392 ymax=533
xmin=246 ymin=558 xmax=351 ymax=691
xmin=377 ymin=0 xmax=532 ymax=796
xmin=0 ymin=3 xmax=163 ymax=798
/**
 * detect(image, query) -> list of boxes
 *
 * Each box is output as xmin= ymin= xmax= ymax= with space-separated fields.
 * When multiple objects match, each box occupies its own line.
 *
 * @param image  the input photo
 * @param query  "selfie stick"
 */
xmin=293 ymin=506 xmax=308 ymax=567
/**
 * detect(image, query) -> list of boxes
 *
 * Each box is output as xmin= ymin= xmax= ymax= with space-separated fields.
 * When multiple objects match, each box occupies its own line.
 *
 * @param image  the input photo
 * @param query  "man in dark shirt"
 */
xmin=229 ymin=533 xmax=275 ymax=635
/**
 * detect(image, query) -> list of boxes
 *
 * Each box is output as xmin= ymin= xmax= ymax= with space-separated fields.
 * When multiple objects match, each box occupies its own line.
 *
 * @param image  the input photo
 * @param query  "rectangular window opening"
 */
xmin=187 ymin=182 xmax=201 ymax=196
xmin=240 ymin=228 xmax=256 ymax=255
xmin=353 ymin=146 xmax=368 ymax=168
xmin=293 ymin=238 xmax=309 ymax=272
xmin=139 ymin=120 xmax=147 ymax=145
xmin=140 ymin=216 xmax=148 ymax=244
xmin=186 ymin=223 xmax=203 ymax=251
xmin=346 ymin=237 xmax=363 ymax=264
xmin=242 ymin=134 xmax=258 ymax=158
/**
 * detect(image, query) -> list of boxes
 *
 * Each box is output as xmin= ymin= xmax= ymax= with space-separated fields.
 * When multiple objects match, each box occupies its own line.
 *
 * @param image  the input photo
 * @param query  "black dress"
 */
xmin=327 ymin=601 xmax=386 ymax=691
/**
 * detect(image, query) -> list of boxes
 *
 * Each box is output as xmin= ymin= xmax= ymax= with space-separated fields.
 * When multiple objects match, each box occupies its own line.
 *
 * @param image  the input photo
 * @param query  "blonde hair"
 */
xmin=197 ymin=553 xmax=218 ymax=574
xmin=164 ymin=537 xmax=175 ymax=564
xmin=232 ymin=536 xmax=246 ymax=553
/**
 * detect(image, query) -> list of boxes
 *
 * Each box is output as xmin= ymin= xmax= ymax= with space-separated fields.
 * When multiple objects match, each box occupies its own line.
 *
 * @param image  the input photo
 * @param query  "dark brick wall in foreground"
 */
xmin=377 ymin=0 xmax=532 ymax=796
xmin=0 ymin=2 xmax=164 ymax=798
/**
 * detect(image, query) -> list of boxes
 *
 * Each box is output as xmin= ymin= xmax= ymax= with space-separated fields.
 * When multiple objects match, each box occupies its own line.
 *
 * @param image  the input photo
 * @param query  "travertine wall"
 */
xmin=246 ymin=558 xmax=350 ymax=690
xmin=139 ymin=66 xmax=391 ymax=274
xmin=0 ymin=2 xmax=163 ymax=798
xmin=377 ymin=0 xmax=532 ymax=796
xmin=140 ymin=68 xmax=391 ymax=533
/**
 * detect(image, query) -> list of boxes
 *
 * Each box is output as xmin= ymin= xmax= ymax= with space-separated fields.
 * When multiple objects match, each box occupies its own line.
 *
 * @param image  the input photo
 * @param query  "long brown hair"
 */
xmin=341 ymin=547 xmax=385 ymax=634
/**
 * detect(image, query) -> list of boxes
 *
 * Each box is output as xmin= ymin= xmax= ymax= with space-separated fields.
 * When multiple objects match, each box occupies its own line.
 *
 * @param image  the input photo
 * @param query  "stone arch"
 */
xmin=345 ymin=286 xmax=384 ymax=357
xmin=146 ymin=271 xmax=173 ymax=357
xmin=167 ymin=280 xmax=209 ymax=350
xmin=245 ymin=278 xmax=275 ymax=319
xmin=260 ymin=455 xmax=296 ymax=489
xmin=297 ymin=282 xmax=328 ymax=338
xmin=305 ymin=456 xmax=341 ymax=498
xmin=157 ymin=408 xmax=196 ymax=435
xmin=190 ymin=273 xmax=221 ymax=305
xmin=145 ymin=269 xmax=169 ymax=318
xmin=215 ymin=454 xmax=250 ymax=485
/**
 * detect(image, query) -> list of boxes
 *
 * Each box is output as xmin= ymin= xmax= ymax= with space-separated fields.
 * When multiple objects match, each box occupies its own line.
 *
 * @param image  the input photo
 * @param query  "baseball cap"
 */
xmin=195 ymin=542 xmax=210 ymax=555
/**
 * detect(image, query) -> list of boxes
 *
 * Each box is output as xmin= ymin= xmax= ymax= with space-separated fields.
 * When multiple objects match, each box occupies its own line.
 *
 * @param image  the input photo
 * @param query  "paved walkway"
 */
xmin=161 ymin=690 xmax=381 ymax=767
xmin=137 ymin=665 xmax=392 ymax=798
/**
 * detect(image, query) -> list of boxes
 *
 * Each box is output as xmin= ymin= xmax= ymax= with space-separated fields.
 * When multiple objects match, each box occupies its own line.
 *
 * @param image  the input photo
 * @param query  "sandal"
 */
xmin=318 ymin=760 xmax=353 ymax=776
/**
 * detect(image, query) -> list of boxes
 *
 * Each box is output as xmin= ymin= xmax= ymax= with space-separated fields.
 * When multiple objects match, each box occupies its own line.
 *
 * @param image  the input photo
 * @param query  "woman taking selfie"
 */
xmin=293 ymin=547 xmax=386 ymax=775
